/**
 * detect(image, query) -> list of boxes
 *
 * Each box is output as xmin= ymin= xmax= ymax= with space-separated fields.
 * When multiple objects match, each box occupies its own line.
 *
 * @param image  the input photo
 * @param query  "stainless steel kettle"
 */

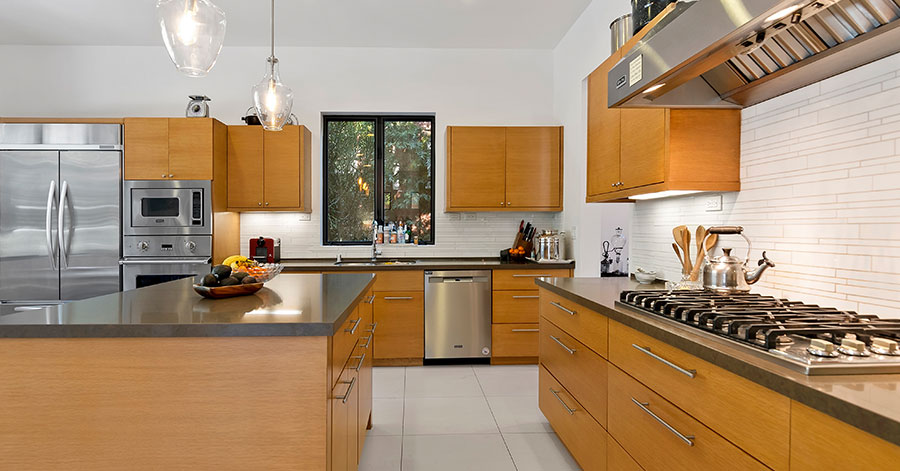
xmin=701 ymin=226 xmax=774 ymax=293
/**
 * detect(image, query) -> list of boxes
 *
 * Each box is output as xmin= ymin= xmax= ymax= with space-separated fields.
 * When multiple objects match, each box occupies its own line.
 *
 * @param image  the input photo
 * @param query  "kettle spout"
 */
xmin=746 ymin=251 xmax=775 ymax=285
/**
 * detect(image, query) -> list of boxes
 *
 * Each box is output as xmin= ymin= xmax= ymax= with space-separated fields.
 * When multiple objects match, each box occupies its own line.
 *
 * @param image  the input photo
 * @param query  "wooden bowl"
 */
xmin=193 ymin=282 xmax=264 ymax=299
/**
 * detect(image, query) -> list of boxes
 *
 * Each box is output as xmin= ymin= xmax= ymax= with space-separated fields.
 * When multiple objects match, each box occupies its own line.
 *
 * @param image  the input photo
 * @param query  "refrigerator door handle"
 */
xmin=45 ymin=180 xmax=58 ymax=269
xmin=58 ymin=180 xmax=69 ymax=269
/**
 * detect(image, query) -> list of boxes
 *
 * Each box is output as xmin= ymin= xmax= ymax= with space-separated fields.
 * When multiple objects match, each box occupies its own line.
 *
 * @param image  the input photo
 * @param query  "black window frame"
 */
xmin=322 ymin=113 xmax=436 ymax=246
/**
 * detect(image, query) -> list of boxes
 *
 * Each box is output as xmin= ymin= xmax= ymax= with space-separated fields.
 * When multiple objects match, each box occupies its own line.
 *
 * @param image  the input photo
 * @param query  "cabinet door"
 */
xmin=168 ymin=118 xmax=214 ymax=180
xmin=347 ymin=368 xmax=359 ymax=471
xmin=373 ymin=291 xmax=424 ymax=360
xmin=505 ymin=127 xmax=561 ymax=209
xmin=331 ymin=368 xmax=357 ymax=471
xmin=124 ymin=118 xmax=168 ymax=180
xmin=586 ymin=52 xmax=622 ymax=196
xmin=357 ymin=340 xmax=373 ymax=460
xmin=263 ymin=126 xmax=302 ymax=208
xmin=446 ymin=127 xmax=506 ymax=210
xmin=227 ymin=126 xmax=264 ymax=209
xmin=620 ymin=109 xmax=666 ymax=190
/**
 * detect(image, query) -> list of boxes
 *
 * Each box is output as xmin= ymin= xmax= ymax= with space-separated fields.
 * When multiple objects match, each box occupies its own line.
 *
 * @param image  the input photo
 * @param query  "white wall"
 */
xmin=630 ymin=53 xmax=900 ymax=318
xmin=0 ymin=44 xmax=563 ymax=258
xmin=552 ymin=0 xmax=633 ymax=276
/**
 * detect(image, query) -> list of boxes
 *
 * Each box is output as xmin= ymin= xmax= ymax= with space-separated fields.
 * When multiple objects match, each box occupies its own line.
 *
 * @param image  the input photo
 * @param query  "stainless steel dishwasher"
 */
xmin=424 ymin=270 xmax=492 ymax=361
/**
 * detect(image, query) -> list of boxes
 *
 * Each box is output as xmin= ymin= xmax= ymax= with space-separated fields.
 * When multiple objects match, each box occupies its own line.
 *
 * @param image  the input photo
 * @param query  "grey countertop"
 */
xmin=0 ymin=273 xmax=375 ymax=338
xmin=282 ymin=257 xmax=575 ymax=272
xmin=536 ymin=276 xmax=900 ymax=447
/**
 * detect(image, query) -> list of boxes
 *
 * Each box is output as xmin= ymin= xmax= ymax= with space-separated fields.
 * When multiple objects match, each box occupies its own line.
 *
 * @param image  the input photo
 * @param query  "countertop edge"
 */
xmin=535 ymin=278 xmax=900 ymax=448
xmin=282 ymin=259 xmax=576 ymax=272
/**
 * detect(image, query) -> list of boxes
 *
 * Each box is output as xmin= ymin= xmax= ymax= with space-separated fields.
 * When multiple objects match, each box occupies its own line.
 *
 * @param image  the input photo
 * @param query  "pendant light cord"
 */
xmin=270 ymin=0 xmax=275 ymax=60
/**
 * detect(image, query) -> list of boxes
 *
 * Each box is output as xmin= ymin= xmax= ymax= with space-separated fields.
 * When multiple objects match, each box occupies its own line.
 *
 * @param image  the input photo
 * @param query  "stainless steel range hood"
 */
xmin=609 ymin=0 xmax=900 ymax=108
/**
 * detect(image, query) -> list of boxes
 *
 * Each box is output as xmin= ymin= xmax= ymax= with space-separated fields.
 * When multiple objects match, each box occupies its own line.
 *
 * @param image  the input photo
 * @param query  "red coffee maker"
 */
xmin=250 ymin=236 xmax=281 ymax=263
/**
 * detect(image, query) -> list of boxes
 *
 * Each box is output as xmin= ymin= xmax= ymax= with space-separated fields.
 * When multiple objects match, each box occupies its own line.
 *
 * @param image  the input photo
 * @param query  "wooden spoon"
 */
xmin=672 ymin=242 xmax=684 ymax=269
xmin=683 ymin=229 xmax=692 ymax=275
xmin=672 ymin=225 xmax=689 ymax=275
xmin=690 ymin=233 xmax=719 ymax=281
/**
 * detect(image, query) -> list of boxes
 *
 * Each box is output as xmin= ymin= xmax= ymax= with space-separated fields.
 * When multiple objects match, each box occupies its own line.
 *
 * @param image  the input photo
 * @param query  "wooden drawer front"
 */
xmin=608 ymin=366 xmax=767 ymax=471
xmin=493 ymin=290 xmax=540 ymax=323
xmin=331 ymin=307 xmax=362 ymax=387
xmin=790 ymin=401 xmax=900 ymax=469
xmin=373 ymin=291 xmax=424 ymax=360
xmin=344 ymin=270 xmax=424 ymax=292
xmin=493 ymin=269 xmax=570 ymax=291
xmin=492 ymin=323 xmax=539 ymax=358
xmin=539 ymin=318 xmax=607 ymax=426
xmin=539 ymin=289 xmax=608 ymax=358
xmin=608 ymin=434 xmax=644 ymax=471
xmin=539 ymin=365 xmax=608 ymax=471
xmin=608 ymin=321 xmax=789 ymax=470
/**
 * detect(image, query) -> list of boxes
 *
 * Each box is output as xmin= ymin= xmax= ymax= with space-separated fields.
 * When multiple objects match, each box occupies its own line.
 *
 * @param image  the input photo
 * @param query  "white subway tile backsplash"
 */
xmin=631 ymin=53 xmax=900 ymax=319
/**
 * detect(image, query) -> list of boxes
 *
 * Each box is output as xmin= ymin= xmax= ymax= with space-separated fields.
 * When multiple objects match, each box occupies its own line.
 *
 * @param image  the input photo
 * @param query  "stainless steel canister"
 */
xmin=610 ymin=14 xmax=634 ymax=54
xmin=535 ymin=231 xmax=561 ymax=262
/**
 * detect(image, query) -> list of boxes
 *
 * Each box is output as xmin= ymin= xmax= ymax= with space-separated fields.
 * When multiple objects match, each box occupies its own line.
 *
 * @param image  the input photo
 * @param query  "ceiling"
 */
xmin=0 ymin=0 xmax=593 ymax=49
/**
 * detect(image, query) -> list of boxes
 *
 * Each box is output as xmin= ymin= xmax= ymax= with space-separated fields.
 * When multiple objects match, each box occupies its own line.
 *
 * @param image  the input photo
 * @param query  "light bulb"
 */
xmin=265 ymin=81 xmax=279 ymax=112
xmin=157 ymin=0 xmax=226 ymax=77
xmin=176 ymin=10 xmax=199 ymax=45
xmin=252 ymin=57 xmax=293 ymax=131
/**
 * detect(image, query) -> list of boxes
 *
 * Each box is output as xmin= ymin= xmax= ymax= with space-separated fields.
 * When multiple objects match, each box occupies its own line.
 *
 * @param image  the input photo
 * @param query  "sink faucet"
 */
xmin=372 ymin=223 xmax=382 ymax=261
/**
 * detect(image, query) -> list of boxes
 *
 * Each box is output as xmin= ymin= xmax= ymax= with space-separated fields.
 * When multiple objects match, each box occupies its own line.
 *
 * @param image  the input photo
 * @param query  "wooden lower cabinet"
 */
xmin=331 ymin=365 xmax=360 ymax=471
xmin=540 ymin=318 xmax=608 ymax=426
xmin=539 ymin=366 xmax=608 ymax=471
xmin=373 ymin=291 xmax=424 ymax=361
xmin=491 ymin=323 xmax=539 ymax=360
xmin=607 ymin=434 xmax=643 ymax=471
xmin=492 ymin=290 xmax=540 ymax=323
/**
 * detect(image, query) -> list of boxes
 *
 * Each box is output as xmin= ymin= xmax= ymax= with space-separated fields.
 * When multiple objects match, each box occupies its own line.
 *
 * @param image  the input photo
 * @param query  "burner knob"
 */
xmin=871 ymin=337 xmax=900 ymax=355
xmin=839 ymin=338 xmax=871 ymax=356
xmin=137 ymin=241 xmax=149 ymax=252
xmin=185 ymin=241 xmax=196 ymax=252
xmin=808 ymin=339 xmax=837 ymax=357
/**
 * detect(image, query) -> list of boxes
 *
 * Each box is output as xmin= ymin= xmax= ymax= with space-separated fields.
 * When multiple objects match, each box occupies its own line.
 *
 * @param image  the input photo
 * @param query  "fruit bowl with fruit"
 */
xmin=193 ymin=255 xmax=284 ymax=299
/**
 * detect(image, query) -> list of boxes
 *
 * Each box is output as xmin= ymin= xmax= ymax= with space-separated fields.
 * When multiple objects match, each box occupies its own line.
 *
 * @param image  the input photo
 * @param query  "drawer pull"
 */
xmin=512 ymin=295 xmax=540 ymax=299
xmin=631 ymin=398 xmax=695 ymax=446
xmin=365 ymin=322 xmax=378 ymax=333
xmin=361 ymin=335 xmax=372 ymax=348
xmin=351 ymin=353 xmax=366 ymax=372
xmin=336 ymin=376 xmax=357 ymax=404
xmin=345 ymin=318 xmax=362 ymax=335
xmin=550 ymin=301 xmax=576 ymax=316
xmin=366 ymin=295 xmax=375 ymax=304
xmin=513 ymin=274 xmax=552 ymax=278
xmin=550 ymin=335 xmax=576 ymax=354
xmin=549 ymin=388 xmax=576 ymax=415
xmin=511 ymin=328 xmax=539 ymax=332
xmin=384 ymin=296 xmax=414 ymax=300
xmin=632 ymin=344 xmax=697 ymax=378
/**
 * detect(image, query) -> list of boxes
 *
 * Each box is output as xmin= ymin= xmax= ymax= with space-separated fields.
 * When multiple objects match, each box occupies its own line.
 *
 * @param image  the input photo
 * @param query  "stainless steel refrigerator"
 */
xmin=0 ymin=123 xmax=122 ymax=304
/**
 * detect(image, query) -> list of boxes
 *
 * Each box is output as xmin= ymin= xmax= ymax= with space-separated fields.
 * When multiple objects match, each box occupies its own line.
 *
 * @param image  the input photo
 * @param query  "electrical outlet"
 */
xmin=463 ymin=213 xmax=477 ymax=221
xmin=298 ymin=213 xmax=311 ymax=221
xmin=570 ymin=226 xmax=578 ymax=241
xmin=704 ymin=194 xmax=723 ymax=212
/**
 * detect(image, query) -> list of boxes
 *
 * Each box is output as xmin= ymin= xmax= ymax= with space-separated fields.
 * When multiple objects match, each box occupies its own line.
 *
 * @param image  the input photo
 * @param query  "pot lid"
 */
xmin=712 ymin=247 xmax=743 ymax=264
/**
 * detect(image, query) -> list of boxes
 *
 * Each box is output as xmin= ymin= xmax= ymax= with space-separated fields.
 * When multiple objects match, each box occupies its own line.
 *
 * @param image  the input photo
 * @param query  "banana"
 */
xmin=223 ymin=255 xmax=248 ymax=266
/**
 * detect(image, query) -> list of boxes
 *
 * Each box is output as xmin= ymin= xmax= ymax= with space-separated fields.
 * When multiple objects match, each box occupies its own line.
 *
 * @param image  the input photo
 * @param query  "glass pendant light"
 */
xmin=157 ymin=0 xmax=226 ymax=77
xmin=251 ymin=0 xmax=294 ymax=131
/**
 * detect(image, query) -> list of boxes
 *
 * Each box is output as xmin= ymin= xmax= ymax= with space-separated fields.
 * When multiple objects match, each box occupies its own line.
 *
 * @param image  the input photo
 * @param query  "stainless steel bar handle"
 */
xmin=366 ymin=295 xmax=375 ymax=304
xmin=631 ymin=398 xmax=695 ymax=446
xmin=361 ymin=335 xmax=372 ymax=348
xmin=383 ymin=296 xmax=413 ymax=300
xmin=512 ymin=274 xmax=552 ymax=278
xmin=365 ymin=321 xmax=378 ymax=333
xmin=119 ymin=258 xmax=213 ymax=265
xmin=512 ymin=295 xmax=539 ymax=299
xmin=45 ymin=180 xmax=57 ymax=269
xmin=632 ymin=344 xmax=697 ymax=378
xmin=352 ymin=353 xmax=366 ymax=372
xmin=550 ymin=335 xmax=576 ymax=354
xmin=512 ymin=328 xmax=539 ymax=332
xmin=335 ymin=376 xmax=357 ymax=403
xmin=346 ymin=318 xmax=362 ymax=335
xmin=57 ymin=181 xmax=69 ymax=269
xmin=549 ymin=388 xmax=576 ymax=415
xmin=550 ymin=301 xmax=576 ymax=316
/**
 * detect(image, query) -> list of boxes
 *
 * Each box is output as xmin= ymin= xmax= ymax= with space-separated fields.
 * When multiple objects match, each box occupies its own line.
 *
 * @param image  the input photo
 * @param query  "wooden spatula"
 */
xmin=690 ymin=232 xmax=718 ymax=281
xmin=672 ymin=225 xmax=689 ymax=275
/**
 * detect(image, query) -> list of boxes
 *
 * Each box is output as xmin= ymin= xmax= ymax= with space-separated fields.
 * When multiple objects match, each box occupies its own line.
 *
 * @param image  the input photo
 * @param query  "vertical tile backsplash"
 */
xmin=630 ymin=53 xmax=900 ymax=319
xmin=241 ymin=211 xmax=561 ymax=259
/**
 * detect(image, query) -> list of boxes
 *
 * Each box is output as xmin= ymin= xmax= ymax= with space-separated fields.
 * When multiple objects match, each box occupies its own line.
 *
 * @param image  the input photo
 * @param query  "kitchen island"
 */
xmin=536 ymin=277 xmax=900 ymax=470
xmin=0 ymin=273 xmax=376 ymax=471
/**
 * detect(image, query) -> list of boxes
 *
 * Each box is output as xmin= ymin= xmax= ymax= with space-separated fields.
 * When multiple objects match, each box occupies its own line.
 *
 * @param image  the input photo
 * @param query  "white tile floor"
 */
xmin=360 ymin=365 xmax=581 ymax=471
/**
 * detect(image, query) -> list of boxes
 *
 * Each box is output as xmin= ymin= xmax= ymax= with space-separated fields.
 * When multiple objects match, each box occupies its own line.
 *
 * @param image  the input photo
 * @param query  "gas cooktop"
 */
xmin=616 ymin=290 xmax=900 ymax=375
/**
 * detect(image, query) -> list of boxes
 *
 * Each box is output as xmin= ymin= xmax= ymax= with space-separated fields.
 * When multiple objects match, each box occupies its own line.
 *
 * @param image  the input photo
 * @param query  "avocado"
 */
xmin=201 ymin=274 xmax=219 ymax=287
xmin=220 ymin=277 xmax=240 ymax=286
xmin=232 ymin=272 xmax=249 ymax=281
xmin=242 ymin=276 xmax=258 ymax=284
xmin=211 ymin=265 xmax=232 ymax=281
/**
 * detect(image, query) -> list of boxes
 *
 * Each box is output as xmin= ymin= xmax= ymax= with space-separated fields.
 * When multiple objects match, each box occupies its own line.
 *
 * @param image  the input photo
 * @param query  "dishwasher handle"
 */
xmin=427 ymin=276 xmax=490 ymax=283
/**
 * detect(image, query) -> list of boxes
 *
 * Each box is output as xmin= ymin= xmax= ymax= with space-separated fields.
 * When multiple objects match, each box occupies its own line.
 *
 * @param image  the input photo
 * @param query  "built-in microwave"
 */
xmin=123 ymin=180 xmax=211 ymax=236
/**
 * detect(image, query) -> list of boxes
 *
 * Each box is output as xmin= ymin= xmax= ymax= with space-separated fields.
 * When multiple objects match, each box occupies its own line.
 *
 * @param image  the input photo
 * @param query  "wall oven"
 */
xmin=120 ymin=235 xmax=212 ymax=291
xmin=124 ymin=180 xmax=211 ymax=236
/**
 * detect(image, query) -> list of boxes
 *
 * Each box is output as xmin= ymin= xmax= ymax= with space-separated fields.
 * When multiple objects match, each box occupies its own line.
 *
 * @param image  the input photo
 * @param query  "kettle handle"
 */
xmin=702 ymin=226 xmax=753 ymax=263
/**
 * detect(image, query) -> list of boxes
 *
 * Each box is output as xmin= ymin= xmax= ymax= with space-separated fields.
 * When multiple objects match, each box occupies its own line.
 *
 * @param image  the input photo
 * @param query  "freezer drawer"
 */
xmin=424 ymin=270 xmax=492 ymax=360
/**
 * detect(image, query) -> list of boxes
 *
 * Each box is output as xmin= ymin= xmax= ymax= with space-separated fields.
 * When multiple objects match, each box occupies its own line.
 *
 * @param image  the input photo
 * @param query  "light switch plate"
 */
xmin=463 ymin=213 xmax=477 ymax=221
xmin=704 ymin=194 xmax=723 ymax=212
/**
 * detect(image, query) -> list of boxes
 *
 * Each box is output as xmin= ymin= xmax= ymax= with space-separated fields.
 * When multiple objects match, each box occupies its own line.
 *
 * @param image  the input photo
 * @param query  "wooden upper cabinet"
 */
xmin=446 ymin=126 xmax=563 ymax=212
xmin=124 ymin=118 xmax=168 ymax=180
xmin=586 ymin=49 xmax=622 ymax=197
xmin=506 ymin=127 xmax=562 ymax=209
xmin=446 ymin=126 xmax=507 ymax=210
xmin=226 ymin=125 xmax=311 ymax=211
xmin=619 ymin=108 xmax=666 ymax=189
xmin=226 ymin=126 xmax=264 ymax=209
xmin=168 ymin=118 xmax=213 ymax=180
xmin=124 ymin=118 xmax=219 ymax=181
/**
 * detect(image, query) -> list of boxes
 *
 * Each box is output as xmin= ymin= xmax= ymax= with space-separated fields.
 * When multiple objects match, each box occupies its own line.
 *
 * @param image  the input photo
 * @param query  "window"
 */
xmin=324 ymin=115 xmax=435 ymax=245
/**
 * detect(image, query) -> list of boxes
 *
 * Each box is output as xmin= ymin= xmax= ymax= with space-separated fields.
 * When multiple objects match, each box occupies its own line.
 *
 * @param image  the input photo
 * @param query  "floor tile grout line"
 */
xmin=473 ymin=366 xmax=519 ymax=471
xmin=399 ymin=367 xmax=407 ymax=471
